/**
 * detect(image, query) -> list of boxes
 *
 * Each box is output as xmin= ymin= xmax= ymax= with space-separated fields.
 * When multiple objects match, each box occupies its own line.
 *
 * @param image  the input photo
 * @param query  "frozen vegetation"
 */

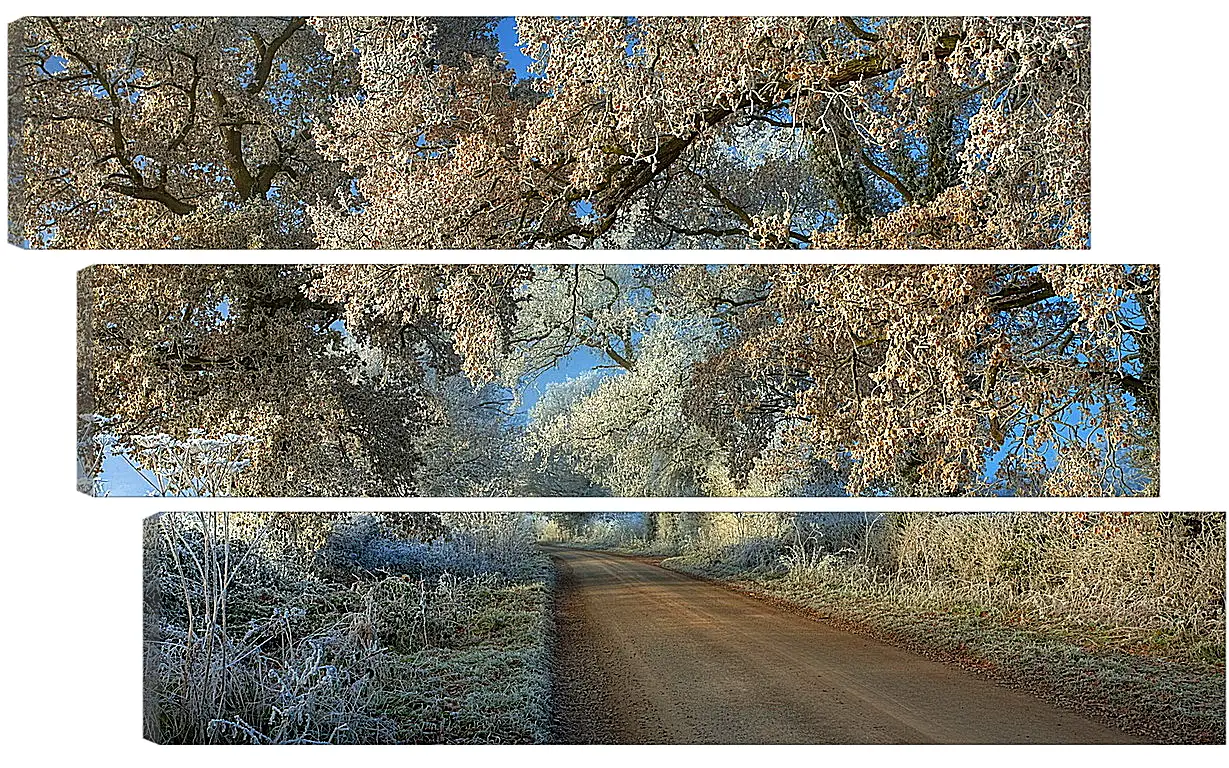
xmin=144 ymin=512 xmax=550 ymax=744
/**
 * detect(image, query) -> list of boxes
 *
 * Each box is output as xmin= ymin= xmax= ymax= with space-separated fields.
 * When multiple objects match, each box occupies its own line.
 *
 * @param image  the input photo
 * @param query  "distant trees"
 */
xmin=15 ymin=16 xmax=1088 ymax=249
xmin=79 ymin=264 xmax=1157 ymax=497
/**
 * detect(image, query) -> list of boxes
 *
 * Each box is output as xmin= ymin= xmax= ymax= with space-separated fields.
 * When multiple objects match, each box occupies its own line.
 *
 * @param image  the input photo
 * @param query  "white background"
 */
xmin=2 ymin=1 xmax=1224 ymax=765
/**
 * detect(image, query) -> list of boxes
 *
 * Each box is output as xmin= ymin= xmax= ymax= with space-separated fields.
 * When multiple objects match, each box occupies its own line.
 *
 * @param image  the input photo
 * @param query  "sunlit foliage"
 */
xmin=14 ymin=16 xmax=1088 ymax=248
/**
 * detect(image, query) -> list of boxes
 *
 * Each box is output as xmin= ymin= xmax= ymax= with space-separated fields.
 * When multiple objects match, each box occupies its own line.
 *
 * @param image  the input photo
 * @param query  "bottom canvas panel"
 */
xmin=143 ymin=511 xmax=1226 ymax=745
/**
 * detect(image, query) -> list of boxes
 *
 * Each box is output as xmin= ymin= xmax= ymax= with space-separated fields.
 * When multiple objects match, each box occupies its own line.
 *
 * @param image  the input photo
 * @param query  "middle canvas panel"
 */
xmin=78 ymin=263 xmax=1158 ymax=497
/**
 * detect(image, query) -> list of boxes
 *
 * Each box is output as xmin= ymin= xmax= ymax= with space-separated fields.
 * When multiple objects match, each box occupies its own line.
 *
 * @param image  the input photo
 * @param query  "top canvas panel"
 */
xmin=11 ymin=16 xmax=1090 ymax=249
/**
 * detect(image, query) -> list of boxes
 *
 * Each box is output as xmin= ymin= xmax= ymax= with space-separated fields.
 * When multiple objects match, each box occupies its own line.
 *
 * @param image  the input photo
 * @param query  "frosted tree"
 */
xmin=684 ymin=264 xmax=1157 ymax=496
xmin=16 ymin=16 xmax=1089 ymax=249
xmin=77 ymin=264 xmax=527 ymax=496
xmin=11 ymin=16 xmax=351 ymax=247
xmin=301 ymin=15 xmax=1091 ymax=249
xmin=501 ymin=265 xmax=648 ymax=384
xmin=523 ymin=315 xmax=725 ymax=496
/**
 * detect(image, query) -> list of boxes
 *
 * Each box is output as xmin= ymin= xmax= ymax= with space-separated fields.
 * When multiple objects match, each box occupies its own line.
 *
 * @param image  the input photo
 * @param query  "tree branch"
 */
xmin=211 ymin=89 xmax=258 ymax=200
xmin=44 ymin=18 xmax=201 ymax=216
xmin=840 ymin=17 xmax=880 ymax=42
xmin=529 ymin=51 xmax=911 ymax=245
xmin=988 ymin=279 xmax=1057 ymax=311
xmin=859 ymin=151 xmax=914 ymax=205
xmin=246 ymin=17 xmax=307 ymax=94
xmin=103 ymin=182 xmax=196 ymax=216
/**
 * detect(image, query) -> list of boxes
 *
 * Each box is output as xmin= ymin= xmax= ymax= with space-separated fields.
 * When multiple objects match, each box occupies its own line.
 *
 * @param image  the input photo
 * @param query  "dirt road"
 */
xmin=547 ymin=546 xmax=1138 ymax=744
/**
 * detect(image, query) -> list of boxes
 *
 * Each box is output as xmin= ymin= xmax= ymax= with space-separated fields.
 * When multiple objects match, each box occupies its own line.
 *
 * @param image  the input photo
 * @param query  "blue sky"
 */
xmin=514 ymin=345 xmax=619 ymax=419
xmin=495 ymin=18 xmax=535 ymax=80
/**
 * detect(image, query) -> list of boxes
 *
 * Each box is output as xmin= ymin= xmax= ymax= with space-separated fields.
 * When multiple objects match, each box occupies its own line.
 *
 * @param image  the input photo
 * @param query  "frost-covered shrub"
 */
xmin=441 ymin=513 xmax=544 ymax=580
xmin=777 ymin=513 xmax=886 ymax=584
xmin=149 ymin=605 xmax=409 ymax=744
xmin=682 ymin=513 xmax=793 ymax=571
xmin=151 ymin=526 xmax=306 ymax=624
xmin=111 ymin=431 xmax=257 ymax=496
xmin=315 ymin=513 xmax=542 ymax=581
xmin=316 ymin=514 xmax=436 ymax=577
xmin=146 ymin=511 xmax=552 ymax=744
xmin=207 ymin=631 xmax=402 ymax=745
xmin=703 ymin=536 xmax=787 ymax=570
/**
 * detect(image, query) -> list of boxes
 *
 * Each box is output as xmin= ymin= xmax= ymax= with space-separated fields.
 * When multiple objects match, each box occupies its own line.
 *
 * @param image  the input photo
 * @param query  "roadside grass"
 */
xmin=373 ymin=579 xmax=552 ymax=744
xmin=360 ymin=573 xmax=552 ymax=744
xmin=145 ymin=512 xmax=552 ymax=744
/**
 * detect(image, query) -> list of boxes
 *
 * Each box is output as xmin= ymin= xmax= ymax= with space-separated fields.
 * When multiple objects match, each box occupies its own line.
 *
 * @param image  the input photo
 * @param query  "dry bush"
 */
xmin=684 ymin=513 xmax=793 ymax=570
xmin=781 ymin=512 xmax=1225 ymax=659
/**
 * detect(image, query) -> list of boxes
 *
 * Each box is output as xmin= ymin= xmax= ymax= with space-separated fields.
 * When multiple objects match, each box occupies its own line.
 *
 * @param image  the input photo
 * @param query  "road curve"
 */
xmin=546 ymin=546 xmax=1138 ymax=744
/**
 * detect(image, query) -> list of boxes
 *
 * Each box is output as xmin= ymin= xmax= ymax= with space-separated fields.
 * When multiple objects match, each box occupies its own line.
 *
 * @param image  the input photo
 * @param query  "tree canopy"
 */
xmin=15 ymin=16 xmax=1089 ymax=248
xmin=79 ymin=264 xmax=1156 ymax=497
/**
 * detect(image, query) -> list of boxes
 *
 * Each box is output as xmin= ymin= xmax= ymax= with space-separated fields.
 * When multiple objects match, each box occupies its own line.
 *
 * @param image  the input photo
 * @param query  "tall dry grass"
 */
xmin=778 ymin=512 xmax=1225 ymax=658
